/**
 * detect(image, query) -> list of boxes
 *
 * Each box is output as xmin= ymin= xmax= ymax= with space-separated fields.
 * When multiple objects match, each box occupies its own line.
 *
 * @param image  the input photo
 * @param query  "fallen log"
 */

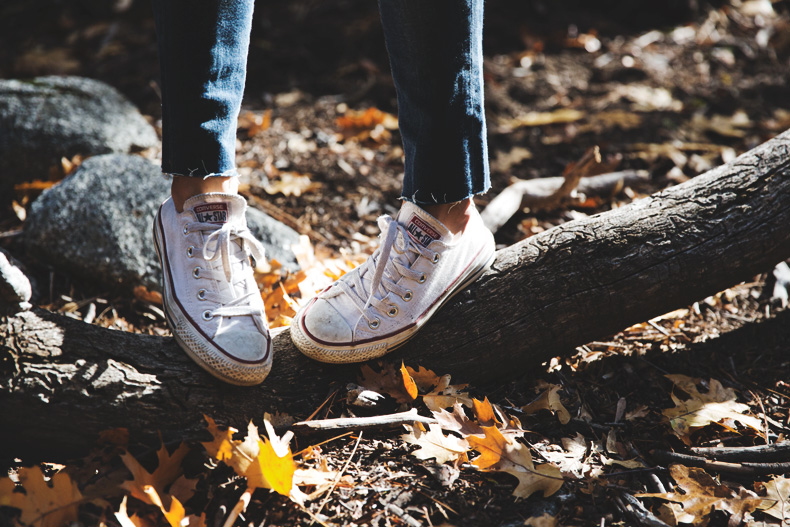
xmin=2 ymin=129 xmax=790 ymax=460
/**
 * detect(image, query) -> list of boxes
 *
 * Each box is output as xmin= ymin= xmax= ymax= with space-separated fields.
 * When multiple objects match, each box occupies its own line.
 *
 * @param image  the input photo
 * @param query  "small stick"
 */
xmin=652 ymin=449 xmax=790 ymax=475
xmin=221 ymin=488 xmax=252 ymax=527
xmin=386 ymin=503 xmax=423 ymax=527
xmin=616 ymin=492 xmax=672 ymax=527
xmin=688 ymin=441 xmax=790 ymax=462
xmin=292 ymin=409 xmax=436 ymax=434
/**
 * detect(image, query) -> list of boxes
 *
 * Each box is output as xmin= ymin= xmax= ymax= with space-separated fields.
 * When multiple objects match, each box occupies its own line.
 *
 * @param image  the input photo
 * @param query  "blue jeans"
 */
xmin=153 ymin=0 xmax=489 ymax=205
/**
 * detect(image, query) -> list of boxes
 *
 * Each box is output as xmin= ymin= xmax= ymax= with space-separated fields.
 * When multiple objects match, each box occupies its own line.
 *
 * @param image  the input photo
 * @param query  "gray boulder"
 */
xmin=24 ymin=154 xmax=300 ymax=294
xmin=0 ymin=76 xmax=159 ymax=193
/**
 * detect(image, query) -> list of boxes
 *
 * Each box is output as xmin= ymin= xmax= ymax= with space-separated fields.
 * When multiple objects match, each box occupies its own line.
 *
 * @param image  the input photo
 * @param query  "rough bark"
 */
xmin=3 ymin=129 xmax=790 ymax=461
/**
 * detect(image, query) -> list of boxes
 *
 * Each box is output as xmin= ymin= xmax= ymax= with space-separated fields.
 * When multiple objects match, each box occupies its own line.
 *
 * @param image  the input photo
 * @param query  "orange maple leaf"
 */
xmin=120 ymin=442 xmax=190 ymax=507
xmin=469 ymin=426 xmax=563 ymax=499
xmin=0 ymin=466 xmax=83 ymax=527
xmin=359 ymin=362 xmax=417 ymax=403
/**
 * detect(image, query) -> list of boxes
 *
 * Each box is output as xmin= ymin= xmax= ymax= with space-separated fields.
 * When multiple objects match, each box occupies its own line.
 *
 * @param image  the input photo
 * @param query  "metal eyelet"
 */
xmin=368 ymin=317 xmax=381 ymax=329
xmin=192 ymin=267 xmax=201 ymax=279
xmin=418 ymin=273 xmax=426 ymax=284
xmin=387 ymin=306 xmax=399 ymax=317
xmin=183 ymin=225 xmax=189 ymax=235
xmin=197 ymin=289 xmax=207 ymax=300
xmin=402 ymin=290 xmax=413 ymax=302
xmin=202 ymin=310 xmax=214 ymax=321
xmin=432 ymin=253 xmax=440 ymax=263
xmin=186 ymin=246 xmax=194 ymax=258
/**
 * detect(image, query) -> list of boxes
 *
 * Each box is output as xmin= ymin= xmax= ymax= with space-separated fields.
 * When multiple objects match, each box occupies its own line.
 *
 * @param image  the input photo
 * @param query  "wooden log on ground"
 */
xmin=2 ymin=129 xmax=790 ymax=460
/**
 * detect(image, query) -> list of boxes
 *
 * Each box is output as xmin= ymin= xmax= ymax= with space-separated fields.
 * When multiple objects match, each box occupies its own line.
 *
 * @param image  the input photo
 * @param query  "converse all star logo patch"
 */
xmin=194 ymin=203 xmax=229 ymax=224
xmin=406 ymin=215 xmax=441 ymax=246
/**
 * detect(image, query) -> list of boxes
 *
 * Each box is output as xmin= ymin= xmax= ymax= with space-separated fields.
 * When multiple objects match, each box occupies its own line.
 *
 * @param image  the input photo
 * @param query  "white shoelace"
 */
xmin=186 ymin=220 xmax=268 ymax=332
xmin=328 ymin=216 xmax=438 ymax=327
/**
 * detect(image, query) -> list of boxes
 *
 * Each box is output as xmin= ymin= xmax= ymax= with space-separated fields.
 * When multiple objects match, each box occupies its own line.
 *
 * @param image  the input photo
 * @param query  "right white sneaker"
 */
xmin=153 ymin=193 xmax=272 ymax=385
xmin=291 ymin=201 xmax=495 ymax=363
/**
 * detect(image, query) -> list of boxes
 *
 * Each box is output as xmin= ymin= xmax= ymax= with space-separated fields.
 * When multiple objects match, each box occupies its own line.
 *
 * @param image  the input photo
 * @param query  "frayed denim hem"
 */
xmin=160 ymin=169 xmax=240 ymax=180
xmin=400 ymin=185 xmax=490 ymax=206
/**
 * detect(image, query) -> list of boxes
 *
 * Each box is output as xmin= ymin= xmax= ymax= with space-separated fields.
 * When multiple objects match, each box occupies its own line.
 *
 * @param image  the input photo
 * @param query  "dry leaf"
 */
xmin=0 ymin=466 xmax=83 ymax=527
xmin=402 ymin=423 xmax=470 ymax=465
xmin=422 ymin=374 xmax=473 ymax=412
xmin=472 ymin=397 xmax=499 ymax=427
xmin=336 ymin=107 xmax=398 ymax=130
xmin=522 ymin=385 xmax=571 ymax=424
xmin=469 ymin=426 xmax=564 ymax=499
xmin=500 ymin=108 xmax=585 ymax=130
xmin=141 ymin=486 xmax=186 ymax=527
xmin=663 ymin=375 xmax=763 ymax=442
xmin=133 ymin=285 xmax=163 ymax=305
xmin=201 ymin=416 xmax=259 ymax=475
xmin=637 ymin=465 xmax=763 ymax=527
xmin=540 ymin=433 xmax=590 ymax=478
xmin=359 ymin=362 xmax=418 ymax=403
xmin=432 ymin=403 xmax=485 ymax=438
xmin=264 ymin=172 xmax=322 ymax=197
xmin=406 ymin=365 xmax=442 ymax=392
xmin=524 ymin=512 xmax=558 ymax=527
xmin=120 ymin=442 xmax=191 ymax=507
xmin=755 ymin=475 xmax=790 ymax=523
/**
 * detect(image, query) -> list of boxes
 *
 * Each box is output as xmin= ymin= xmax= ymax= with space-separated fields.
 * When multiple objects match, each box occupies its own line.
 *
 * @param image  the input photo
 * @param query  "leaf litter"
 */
xmin=4 ymin=0 xmax=790 ymax=525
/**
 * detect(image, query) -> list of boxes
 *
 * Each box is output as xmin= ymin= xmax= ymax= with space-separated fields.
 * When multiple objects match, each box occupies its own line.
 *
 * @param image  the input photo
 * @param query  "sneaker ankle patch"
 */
xmin=193 ymin=203 xmax=229 ymax=224
xmin=406 ymin=215 xmax=440 ymax=247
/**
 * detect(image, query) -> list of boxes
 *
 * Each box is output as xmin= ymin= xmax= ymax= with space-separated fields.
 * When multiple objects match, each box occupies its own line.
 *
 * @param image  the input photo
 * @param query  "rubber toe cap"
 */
xmin=302 ymin=299 xmax=353 ymax=344
xmin=214 ymin=330 xmax=271 ymax=363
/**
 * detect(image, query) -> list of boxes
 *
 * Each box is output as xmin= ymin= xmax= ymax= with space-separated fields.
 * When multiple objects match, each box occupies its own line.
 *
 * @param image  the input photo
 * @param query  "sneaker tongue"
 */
xmin=397 ymin=201 xmax=452 ymax=246
xmin=184 ymin=193 xmax=247 ymax=225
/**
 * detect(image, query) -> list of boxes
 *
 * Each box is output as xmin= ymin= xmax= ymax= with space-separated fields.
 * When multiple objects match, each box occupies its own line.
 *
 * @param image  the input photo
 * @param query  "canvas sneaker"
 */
xmin=291 ymin=201 xmax=495 ymax=363
xmin=153 ymin=193 xmax=272 ymax=385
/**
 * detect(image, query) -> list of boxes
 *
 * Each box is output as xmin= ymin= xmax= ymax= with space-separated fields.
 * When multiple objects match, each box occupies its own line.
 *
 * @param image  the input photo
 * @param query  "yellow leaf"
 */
xmin=662 ymin=375 xmax=763 ymax=441
xmin=521 ymin=385 xmax=571 ymax=424
xmin=2 ymin=466 xmax=83 ymax=527
xmin=245 ymin=436 xmax=296 ymax=496
xmin=264 ymin=172 xmax=321 ymax=197
xmin=422 ymin=374 xmax=473 ymax=412
xmin=469 ymin=426 xmax=563 ymax=499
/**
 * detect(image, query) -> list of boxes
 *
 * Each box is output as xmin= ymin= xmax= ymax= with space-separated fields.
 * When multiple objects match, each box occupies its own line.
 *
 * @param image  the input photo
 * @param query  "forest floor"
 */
xmin=1 ymin=1 xmax=790 ymax=526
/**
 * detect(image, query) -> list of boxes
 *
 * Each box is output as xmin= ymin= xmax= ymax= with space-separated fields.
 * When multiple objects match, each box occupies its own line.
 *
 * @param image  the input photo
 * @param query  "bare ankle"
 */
xmin=171 ymin=176 xmax=239 ymax=212
xmin=417 ymin=198 xmax=476 ymax=235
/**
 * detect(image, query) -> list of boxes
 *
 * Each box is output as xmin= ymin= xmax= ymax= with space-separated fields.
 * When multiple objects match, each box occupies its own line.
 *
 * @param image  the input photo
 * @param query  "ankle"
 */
xmin=171 ymin=176 xmax=239 ymax=213
xmin=417 ymin=198 xmax=476 ymax=235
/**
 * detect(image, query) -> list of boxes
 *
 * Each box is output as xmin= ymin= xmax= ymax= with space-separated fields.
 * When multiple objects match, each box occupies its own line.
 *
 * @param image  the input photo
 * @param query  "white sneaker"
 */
xmin=153 ymin=193 xmax=272 ymax=385
xmin=291 ymin=201 xmax=495 ymax=363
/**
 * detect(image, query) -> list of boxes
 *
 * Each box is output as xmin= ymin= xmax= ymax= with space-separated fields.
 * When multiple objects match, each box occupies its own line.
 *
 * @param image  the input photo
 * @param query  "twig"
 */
xmin=305 ymin=388 xmax=339 ymax=422
xmin=386 ymin=503 xmax=423 ymax=527
xmin=652 ymin=449 xmax=790 ymax=475
xmin=311 ymin=432 xmax=363 ymax=525
xmin=221 ymin=488 xmax=252 ymax=527
xmin=688 ymin=441 xmax=790 ymax=462
xmin=292 ymin=409 xmax=436 ymax=434
xmin=749 ymin=389 xmax=771 ymax=445
xmin=615 ymin=492 xmax=672 ymax=527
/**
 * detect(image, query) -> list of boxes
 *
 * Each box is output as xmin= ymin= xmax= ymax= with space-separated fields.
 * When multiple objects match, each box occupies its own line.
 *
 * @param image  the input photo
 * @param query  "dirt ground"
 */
xmin=1 ymin=0 xmax=790 ymax=526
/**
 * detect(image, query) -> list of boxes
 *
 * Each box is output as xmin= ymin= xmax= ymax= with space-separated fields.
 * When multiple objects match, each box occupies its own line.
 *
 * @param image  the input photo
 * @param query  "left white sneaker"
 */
xmin=291 ymin=201 xmax=495 ymax=363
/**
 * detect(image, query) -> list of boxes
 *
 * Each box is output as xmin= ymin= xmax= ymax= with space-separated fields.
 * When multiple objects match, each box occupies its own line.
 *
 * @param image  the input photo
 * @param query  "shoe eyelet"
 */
xmin=402 ymin=290 xmax=413 ymax=302
xmin=186 ymin=246 xmax=194 ymax=258
xmin=432 ymin=253 xmax=440 ymax=263
xmin=418 ymin=273 xmax=426 ymax=284
xmin=183 ymin=225 xmax=189 ymax=235
xmin=387 ymin=306 xmax=399 ymax=317
xmin=368 ymin=317 xmax=381 ymax=329
xmin=197 ymin=289 xmax=207 ymax=300
xmin=192 ymin=267 xmax=201 ymax=279
xmin=202 ymin=310 xmax=214 ymax=321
